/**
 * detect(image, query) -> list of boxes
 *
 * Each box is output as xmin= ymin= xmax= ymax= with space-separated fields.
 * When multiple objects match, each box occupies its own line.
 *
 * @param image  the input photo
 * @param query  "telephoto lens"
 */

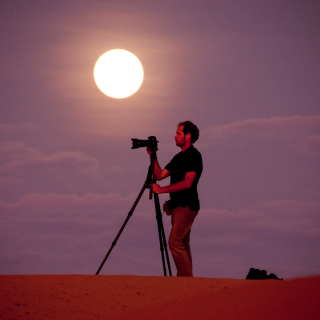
xmin=131 ymin=136 xmax=158 ymax=150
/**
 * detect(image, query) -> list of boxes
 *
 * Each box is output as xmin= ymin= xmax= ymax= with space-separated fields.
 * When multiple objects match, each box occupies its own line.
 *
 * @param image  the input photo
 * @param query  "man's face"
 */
xmin=175 ymin=125 xmax=186 ymax=147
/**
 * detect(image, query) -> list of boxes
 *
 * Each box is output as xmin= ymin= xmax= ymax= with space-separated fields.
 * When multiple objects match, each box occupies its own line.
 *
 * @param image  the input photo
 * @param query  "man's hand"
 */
xmin=146 ymin=147 xmax=158 ymax=156
xmin=151 ymin=183 xmax=163 ymax=194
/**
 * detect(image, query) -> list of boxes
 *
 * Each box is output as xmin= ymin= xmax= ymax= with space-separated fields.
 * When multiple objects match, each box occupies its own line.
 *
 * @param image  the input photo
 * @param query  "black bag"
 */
xmin=245 ymin=268 xmax=283 ymax=280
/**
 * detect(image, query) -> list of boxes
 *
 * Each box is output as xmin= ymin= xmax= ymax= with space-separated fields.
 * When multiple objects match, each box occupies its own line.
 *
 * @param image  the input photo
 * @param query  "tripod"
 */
xmin=95 ymin=150 xmax=172 ymax=276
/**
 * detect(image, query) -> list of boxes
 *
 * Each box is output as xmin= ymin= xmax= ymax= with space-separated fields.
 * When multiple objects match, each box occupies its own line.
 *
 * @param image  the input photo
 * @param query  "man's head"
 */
xmin=175 ymin=121 xmax=199 ymax=151
xmin=178 ymin=121 xmax=199 ymax=143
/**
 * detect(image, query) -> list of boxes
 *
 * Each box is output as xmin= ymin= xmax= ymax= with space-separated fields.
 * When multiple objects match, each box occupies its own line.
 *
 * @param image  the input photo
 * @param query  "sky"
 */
xmin=1 ymin=0 xmax=319 ymax=279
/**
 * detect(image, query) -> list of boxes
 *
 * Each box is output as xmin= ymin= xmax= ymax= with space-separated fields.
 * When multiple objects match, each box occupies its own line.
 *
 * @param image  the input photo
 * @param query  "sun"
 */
xmin=93 ymin=49 xmax=144 ymax=99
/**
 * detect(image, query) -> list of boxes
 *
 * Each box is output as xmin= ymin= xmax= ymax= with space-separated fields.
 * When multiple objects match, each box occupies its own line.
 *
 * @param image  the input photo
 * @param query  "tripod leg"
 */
xmin=95 ymin=182 xmax=147 ymax=275
xmin=153 ymin=193 xmax=172 ymax=276
xmin=159 ymin=214 xmax=172 ymax=276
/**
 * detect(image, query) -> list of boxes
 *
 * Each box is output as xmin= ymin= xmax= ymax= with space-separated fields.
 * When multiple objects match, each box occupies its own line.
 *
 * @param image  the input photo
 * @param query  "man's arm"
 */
xmin=147 ymin=148 xmax=171 ymax=181
xmin=152 ymin=171 xmax=197 ymax=194
xmin=153 ymin=159 xmax=171 ymax=181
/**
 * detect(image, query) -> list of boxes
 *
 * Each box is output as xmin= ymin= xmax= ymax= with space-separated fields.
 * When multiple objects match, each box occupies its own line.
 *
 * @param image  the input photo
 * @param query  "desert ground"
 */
xmin=1 ymin=274 xmax=320 ymax=319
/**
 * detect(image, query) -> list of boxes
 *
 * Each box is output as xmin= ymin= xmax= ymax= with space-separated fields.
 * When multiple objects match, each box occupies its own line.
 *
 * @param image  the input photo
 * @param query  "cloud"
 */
xmin=196 ymin=115 xmax=320 ymax=214
xmin=295 ymin=134 xmax=320 ymax=157
xmin=192 ymin=198 xmax=320 ymax=278
xmin=10 ymin=192 xmax=132 ymax=218
xmin=1 ymin=191 xmax=319 ymax=278
xmin=205 ymin=115 xmax=320 ymax=143
xmin=0 ymin=151 xmax=98 ymax=178
xmin=0 ymin=142 xmax=101 ymax=202
xmin=0 ymin=141 xmax=41 ymax=164
xmin=0 ymin=142 xmax=97 ymax=174
xmin=200 ymin=115 xmax=320 ymax=167
xmin=0 ymin=123 xmax=34 ymax=135
xmin=0 ymin=190 xmax=167 ymax=275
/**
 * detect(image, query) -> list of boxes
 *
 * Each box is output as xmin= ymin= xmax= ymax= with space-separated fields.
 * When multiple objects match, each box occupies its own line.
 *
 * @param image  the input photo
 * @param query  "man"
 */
xmin=147 ymin=121 xmax=203 ymax=277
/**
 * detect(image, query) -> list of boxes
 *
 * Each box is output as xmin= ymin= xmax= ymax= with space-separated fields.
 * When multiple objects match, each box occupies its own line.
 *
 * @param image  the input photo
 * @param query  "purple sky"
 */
xmin=1 ymin=0 xmax=319 ymax=279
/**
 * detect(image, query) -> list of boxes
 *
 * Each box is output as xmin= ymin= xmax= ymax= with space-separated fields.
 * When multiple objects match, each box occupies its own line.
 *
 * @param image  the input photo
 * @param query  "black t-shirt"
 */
xmin=165 ymin=145 xmax=203 ymax=211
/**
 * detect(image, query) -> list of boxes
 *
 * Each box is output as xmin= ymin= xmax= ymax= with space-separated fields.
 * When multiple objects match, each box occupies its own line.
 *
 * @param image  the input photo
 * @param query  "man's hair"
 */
xmin=178 ymin=121 xmax=199 ymax=143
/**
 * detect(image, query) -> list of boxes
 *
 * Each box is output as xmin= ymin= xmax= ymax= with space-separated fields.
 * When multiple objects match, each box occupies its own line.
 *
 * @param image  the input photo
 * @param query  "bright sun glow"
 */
xmin=94 ymin=49 xmax=144 ymax=99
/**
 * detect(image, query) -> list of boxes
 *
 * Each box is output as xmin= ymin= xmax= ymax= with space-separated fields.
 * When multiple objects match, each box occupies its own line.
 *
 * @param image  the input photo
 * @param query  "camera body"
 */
xmin=131 ymin=136 xmax=158 ymax=150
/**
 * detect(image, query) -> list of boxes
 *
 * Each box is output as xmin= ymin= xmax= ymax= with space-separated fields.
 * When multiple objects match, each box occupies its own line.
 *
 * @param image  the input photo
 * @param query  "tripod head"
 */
xmin=131 ymin=136 xmax=158 ymax=197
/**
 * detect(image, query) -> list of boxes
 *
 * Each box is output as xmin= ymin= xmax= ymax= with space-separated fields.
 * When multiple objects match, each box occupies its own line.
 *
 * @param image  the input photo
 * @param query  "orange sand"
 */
xmin=1 ymin=275 xmax=319 ymax=319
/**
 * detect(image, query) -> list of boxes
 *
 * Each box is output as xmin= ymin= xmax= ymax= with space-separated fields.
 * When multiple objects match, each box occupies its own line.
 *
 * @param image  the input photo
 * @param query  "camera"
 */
xmin=131 ymin=136 xmax=158 ymax=150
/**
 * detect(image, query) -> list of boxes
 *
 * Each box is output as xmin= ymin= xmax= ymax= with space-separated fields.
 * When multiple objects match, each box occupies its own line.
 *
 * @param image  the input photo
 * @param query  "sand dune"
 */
xmin=1 ymin=275 xmax=319 ymax=319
